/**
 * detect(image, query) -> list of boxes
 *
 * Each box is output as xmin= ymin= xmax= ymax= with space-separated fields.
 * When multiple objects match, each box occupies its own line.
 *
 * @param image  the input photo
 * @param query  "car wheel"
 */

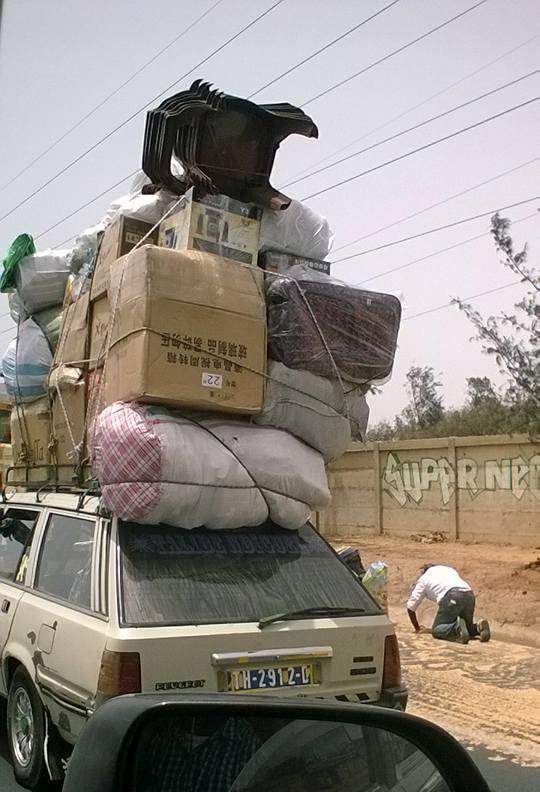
xmin=7 ymin=666 xmax=52 ymax=790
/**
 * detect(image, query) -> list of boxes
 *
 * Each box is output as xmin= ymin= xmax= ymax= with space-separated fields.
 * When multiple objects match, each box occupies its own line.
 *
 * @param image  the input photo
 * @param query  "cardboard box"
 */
xmin=105 ymin=246 xmax=266 ymax=413
xmin=91 ymin=214 xmax=158 ymax=301
xmin=159 ymin=188 xmax=261 ymax=267
xmin=259 ymin=250 xmax=332 ymax=277
xmin=10 ymin=399 xmax=52 ymax=483
xmin=53 ymin=293 xmax=90 ymax=367
xmin=49 ymin=366 xmax=87 ymax=482
xmin=89 ymin=296 xmax=110 ymax=369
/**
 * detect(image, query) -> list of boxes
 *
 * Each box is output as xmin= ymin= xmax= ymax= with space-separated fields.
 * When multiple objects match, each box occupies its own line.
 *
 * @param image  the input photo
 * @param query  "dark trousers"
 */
xmin=432 ymin=588 xmax=479 ymax=641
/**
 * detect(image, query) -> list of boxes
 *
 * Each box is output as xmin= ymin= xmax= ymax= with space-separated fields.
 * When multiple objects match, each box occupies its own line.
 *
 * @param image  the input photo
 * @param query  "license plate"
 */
xmin=226 ymin=664 xmax=314 ymax=692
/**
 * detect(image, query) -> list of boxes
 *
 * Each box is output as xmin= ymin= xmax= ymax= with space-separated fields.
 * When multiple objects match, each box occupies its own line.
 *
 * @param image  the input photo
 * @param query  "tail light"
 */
xmin=382 ymin=634 xmax=402 ymax=689
xmin=97 ymin=650 xmax=141 ymax=702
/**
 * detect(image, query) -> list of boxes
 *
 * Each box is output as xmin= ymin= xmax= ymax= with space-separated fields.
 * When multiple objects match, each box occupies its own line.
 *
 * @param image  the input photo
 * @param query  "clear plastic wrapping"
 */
xmin=267 ymin=266 xmax=401 ymax=385
xmin=14 ymin=250 xmax=70 ymax=314
xmin=2 ymin=318 xmax=53 ymax=403
xmin=259 ymin=199 xmax=334 ymax=260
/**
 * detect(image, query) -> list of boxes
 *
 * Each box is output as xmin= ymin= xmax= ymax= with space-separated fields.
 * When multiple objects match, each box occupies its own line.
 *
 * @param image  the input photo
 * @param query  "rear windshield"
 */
xmin=118 ymin=522 xmax=380 ymax=627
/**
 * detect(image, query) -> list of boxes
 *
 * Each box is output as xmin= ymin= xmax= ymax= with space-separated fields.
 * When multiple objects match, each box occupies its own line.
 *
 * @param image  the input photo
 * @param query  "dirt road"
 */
xmin=333 ymin=534 xmax=540 ymax=643
xmin=394 ymin=612 xmax=540 ymax=775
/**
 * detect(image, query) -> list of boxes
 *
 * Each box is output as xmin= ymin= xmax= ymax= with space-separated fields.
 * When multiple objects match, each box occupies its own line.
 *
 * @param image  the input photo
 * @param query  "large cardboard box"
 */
xmin=89 ymin=296 xmax=110 ymax=369
xmin=53 ymin=293 xmax=90 ymax=367
xmin=10 ymin=399 xmax=52 ymax=483
xmin=91 ymin=214 xmax=159 ymax=301
xmin=104 ymin=246 xmax=266 ymax=413
xmin=49 ymin=366 xmax=87 ymax=482
xmin=159 ymin=188 xmax=261 ymax=267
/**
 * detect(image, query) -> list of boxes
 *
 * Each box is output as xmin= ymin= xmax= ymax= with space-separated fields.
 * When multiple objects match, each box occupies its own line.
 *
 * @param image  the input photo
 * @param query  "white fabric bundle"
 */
xmin=259 ymin=199 xmax=334 ymax=260
xmin=8 ymin=292 xmax=27 ymax=324
xmin=2 ymin=318 xmax=53 ymax=402
xmin=92 ymin=403 xmax=331 ymax=530
xmin=254 ymin=362 xmax=369 ymax=462
xmin=14 ymin=251 xmax=70 ymax=314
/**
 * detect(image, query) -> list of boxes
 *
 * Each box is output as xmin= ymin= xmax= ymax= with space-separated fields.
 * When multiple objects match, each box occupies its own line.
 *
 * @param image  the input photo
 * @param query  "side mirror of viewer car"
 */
xmin=62 ymin=695 xmax=490 ymax=792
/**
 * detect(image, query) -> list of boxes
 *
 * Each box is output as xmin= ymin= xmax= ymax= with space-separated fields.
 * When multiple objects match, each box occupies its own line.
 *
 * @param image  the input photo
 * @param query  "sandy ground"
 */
xmin=331 ymin=533 xmax=540 ymax=770
xmin=393 ymin=613 xmax=540 ymax=768
xmin=331 ymin=534 xmax=540 ymax=642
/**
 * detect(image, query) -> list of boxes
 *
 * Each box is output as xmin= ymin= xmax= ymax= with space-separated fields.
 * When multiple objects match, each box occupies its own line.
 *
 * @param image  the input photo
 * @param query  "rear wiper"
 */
xmin=258 ymin=606 xmax=366 ymax=629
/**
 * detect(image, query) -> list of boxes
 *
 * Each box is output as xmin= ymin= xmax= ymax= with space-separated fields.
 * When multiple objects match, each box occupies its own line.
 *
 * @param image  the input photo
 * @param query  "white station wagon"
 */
xmin=0 ymin=488 xmax=406 ymax=789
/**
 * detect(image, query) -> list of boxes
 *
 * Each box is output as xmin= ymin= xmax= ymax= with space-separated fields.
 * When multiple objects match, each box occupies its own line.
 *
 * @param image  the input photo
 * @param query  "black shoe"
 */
xmin=478 ymin=619 xmax=491 ymax=642
xmin=456 ymin=617 xmax=470 ymax=644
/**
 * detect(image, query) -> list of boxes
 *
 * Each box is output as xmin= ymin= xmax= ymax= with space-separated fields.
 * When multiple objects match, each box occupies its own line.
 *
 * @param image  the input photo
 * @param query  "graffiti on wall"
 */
xmin=382 ymin=452 xmax=540 ymax=505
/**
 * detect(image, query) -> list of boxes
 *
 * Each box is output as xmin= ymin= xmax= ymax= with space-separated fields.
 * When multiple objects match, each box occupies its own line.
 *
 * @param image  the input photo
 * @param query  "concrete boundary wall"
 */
xmin=318 ymin=434 xmax=539 ymax=546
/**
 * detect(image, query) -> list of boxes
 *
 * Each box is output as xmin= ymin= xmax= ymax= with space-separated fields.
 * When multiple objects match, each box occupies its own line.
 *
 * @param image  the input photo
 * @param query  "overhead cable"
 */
xmin=0 ymin=0 xmax=287 ymax=225
xmin=248 ymin=0 xmax=402 ymax=99
xmin=302 ymin=0 xmax=490 ymax=106
xmin=301 ymin=97 xmax=539 ymax=201
xmin=404 ymin=281 xmax=522 ymax=321
xmin=0 ymin=0 xmax=226 ymax=193
xmin=288 ymin=34 xmax=539 ymax=181
xmin=332 ymin=157 xmax=539 ymax=254
xmin=284 ymin=71 xmax=539 ymax=188
xmin=353 ymin=212 xmax=537 ymax=286
xmin=331 ymin=197 xmax=539 ymax=264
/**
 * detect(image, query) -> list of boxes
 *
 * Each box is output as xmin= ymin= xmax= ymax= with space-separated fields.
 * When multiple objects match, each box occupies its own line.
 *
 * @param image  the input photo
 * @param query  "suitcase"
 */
xmin=267 ymin=276 xmax=401 ymax=384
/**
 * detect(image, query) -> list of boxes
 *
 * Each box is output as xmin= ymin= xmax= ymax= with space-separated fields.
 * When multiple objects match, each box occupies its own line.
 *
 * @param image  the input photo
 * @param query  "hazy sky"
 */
xmin=0 ymin=0 xmax=538 ymax=423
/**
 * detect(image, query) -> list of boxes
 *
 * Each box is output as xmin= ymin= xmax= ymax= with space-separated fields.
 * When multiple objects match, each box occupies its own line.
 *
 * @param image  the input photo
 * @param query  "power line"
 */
xmin=35 ymin=169 xmax=139 ymax=241
xmin=248 ymin=0 xmax=402 ymax=99
xmin=0 ymin=0 xmax=226 ymax=193
xmin=284 ymin=71 xmax=539 ymax=189
xmin=301 ymin=97 xmax=539 ymax=201
xmin=353 ymin=212 xmax=537 ymax=286
xmin=302 ymin=0 xmax=490 ymax=106
xmin=403 ymin=281 xmax=521 ymax=322
xmin=331 ymin=197 xmax=539 ymax=265
xmin=332 ymin=158 xmax=539 ymax=254
xmin=0 ymin=0 xmax=286 ymax=226
xmin=288 ymin=34 xmax=539 ymax=182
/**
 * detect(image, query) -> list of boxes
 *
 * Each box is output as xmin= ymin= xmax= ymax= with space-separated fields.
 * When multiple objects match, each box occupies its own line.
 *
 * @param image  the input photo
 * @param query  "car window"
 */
xmin=0 ymin=508 xmax=40 ymax=584
xmin=119 ymin=521 xmax=381 ymax=627
xmin=35 ymin=514 xmax=96 ymax=610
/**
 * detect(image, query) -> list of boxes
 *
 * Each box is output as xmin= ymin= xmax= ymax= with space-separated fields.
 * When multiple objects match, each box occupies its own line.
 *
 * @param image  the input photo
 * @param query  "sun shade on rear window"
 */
xmin=118 ymin=522 xmax=380 ymax=627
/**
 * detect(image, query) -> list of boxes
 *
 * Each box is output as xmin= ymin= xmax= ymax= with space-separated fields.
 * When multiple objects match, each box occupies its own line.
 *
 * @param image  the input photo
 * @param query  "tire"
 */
xmin=6 ymin=666 xmax=52 ymax=790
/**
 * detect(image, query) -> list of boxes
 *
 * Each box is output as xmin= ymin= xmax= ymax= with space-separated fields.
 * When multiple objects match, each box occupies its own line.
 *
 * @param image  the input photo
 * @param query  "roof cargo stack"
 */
xmin=0 ymin=80 xmax=401 ymax=530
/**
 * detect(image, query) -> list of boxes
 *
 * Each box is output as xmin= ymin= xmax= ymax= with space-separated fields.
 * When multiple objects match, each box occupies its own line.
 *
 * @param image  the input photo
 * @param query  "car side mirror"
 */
xmin=63 ymin=695 xmax=490 ymax=791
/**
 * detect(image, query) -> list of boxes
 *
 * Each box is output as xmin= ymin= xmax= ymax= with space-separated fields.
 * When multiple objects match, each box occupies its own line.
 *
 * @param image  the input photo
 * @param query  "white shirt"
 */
xmin=406 ymin=565 xmax=471 ymax=612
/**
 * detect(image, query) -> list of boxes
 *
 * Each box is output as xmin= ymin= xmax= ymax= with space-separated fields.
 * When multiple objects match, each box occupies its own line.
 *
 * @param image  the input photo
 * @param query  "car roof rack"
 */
xmin=2 ymin=465 xmax=101 ymax=504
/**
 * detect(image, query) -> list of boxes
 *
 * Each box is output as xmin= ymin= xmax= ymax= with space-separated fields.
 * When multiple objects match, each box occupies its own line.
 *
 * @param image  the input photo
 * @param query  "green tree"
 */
xmin=401 ymin=365 xmax=444 ymax=430
xmin=465 ymin=376 xmax=498 ymax=408
xmin=453 ymin=214 xmax=539 ymax=420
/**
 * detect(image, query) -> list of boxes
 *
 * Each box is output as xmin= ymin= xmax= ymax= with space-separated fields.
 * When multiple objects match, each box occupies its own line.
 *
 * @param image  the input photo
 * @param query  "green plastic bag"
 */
xmin=0 ymin=233 xmax=35 ymax=292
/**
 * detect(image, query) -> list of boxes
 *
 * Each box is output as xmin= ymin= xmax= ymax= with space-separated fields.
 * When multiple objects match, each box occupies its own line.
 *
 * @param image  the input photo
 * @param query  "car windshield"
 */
xmin=118 ymin=522 xmax=380 ymax=626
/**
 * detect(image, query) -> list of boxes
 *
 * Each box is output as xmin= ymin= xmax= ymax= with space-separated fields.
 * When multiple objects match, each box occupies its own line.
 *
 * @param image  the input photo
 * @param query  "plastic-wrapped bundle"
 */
xmin=102 ymin=170 xmax=177 ymax=227
xmin=92 ymin=402 xmax=331 ymax=530
xmin=14 ymin=251 xmax=70 ymax=314
xmin=8 ymin=292 xmax=27 ymax=324
xmin=69 ymin=223 xmax=105 ymax=275
xmin=2 ymin=318 xmax=53 ymax=402
xmin=267 ymin=267 xmax=402 ymax=385
xmin=253 ymin=361 xmax=369 ymax=462
xmin=33 ymin=305 xmax=63 ymax=354
xmin=259 ymin=199 xmax=334 ymax=260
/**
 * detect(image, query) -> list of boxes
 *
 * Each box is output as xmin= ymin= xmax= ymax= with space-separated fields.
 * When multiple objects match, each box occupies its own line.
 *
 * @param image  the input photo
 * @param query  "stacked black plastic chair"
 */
xmin=142 ymin=79 xmax=318 ymax=209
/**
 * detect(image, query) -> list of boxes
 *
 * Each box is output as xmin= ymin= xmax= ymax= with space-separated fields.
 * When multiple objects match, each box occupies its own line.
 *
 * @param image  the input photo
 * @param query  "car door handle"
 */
xmin=1 ymin=599 xmax=10 ymax=614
